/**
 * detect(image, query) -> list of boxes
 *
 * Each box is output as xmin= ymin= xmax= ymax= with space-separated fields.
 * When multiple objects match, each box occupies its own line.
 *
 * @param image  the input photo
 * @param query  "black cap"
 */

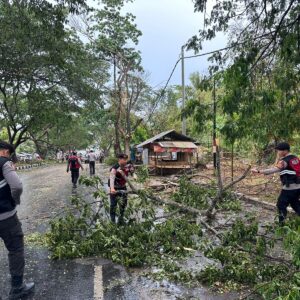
xmin=118 ymin=153 xmax=128 ymax=159
xmin=275 ymin=142 xmax=290 ymax=151
xmin=0 ymin=140 xmax=15 ymax=154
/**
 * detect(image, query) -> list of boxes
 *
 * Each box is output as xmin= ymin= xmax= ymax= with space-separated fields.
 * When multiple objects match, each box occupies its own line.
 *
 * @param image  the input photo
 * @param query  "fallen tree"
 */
xmin=119 ymin=164 xmax=252 ymax=237
xmin=118 ymin=169 xmax=221 ymax=237
xmin=42 ymin=173 xmax=300 ymax=300
xmin=206 ymin=165 xmax=251 ymax=218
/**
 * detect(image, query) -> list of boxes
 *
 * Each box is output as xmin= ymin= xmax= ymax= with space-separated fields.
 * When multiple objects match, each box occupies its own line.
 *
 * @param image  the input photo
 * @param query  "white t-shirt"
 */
xmin=88 ymin=153 xmax=96 ymax=162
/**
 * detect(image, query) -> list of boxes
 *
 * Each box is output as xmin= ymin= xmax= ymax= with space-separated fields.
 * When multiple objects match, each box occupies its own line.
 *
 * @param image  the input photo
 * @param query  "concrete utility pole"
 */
xmin=181 ymin=45 xmax=186 ymax=135
xmin=213 ymin=77 xmax=217 ymax=169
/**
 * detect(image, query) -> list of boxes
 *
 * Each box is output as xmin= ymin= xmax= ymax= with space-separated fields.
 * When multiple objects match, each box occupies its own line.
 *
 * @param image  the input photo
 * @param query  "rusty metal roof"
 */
xmin=136 ymin=130 xmax=195 ymax=148
xmin=158 ymin=141 xmax=198 ymax=149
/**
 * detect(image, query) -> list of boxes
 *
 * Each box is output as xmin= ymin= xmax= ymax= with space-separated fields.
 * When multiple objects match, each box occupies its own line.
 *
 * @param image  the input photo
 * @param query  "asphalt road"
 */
xmin=0 ymin=164 xmax=240 ymax=300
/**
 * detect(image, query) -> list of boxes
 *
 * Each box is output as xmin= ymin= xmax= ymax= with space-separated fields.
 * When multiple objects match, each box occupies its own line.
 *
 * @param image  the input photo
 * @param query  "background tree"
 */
xmin=89 ymin=0 xmax=143 ymax=155
xmin=189 ymin=0 xmax=300 ymax=69
xmin=186 ymin=0 xmax=300 ymax=158
xmin=0 ymin=0 xmax=108 ymax=151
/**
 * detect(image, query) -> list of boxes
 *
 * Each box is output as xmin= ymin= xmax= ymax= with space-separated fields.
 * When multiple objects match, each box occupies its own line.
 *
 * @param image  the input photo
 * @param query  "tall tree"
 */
xmin=186 ymin=0 xmax=300 ymax=156
xmin=90 ymin=0 xmax=143 ymax=154
xmin=0 ymin=0 xmax=107 ymax=149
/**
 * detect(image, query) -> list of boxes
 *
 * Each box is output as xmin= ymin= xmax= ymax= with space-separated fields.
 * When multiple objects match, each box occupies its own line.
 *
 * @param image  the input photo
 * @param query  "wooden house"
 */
xmin=136 ymin=130 xmax=198 ymax=174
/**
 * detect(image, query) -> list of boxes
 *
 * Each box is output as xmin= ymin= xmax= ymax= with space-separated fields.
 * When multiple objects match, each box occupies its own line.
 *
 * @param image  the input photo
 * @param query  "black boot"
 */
xmin=9 ymin=276 xmax=35 ymax=300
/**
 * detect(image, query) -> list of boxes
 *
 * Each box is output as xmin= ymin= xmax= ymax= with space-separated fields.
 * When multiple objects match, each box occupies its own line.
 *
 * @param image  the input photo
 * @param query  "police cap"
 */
xmin=275 ymin=142 xmax=290 ymax=151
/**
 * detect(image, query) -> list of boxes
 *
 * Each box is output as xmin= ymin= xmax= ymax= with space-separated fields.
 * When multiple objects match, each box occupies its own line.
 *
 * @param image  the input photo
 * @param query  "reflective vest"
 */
xmin=0 ymin=157 xmax=15 ymax=213
xmin=68 ymin=156 xmax=81 ymax=170
xmin=279 ymin=155 xmax=300 ymax=186
xmin=109 ymin=163 xmax=133 ymax=189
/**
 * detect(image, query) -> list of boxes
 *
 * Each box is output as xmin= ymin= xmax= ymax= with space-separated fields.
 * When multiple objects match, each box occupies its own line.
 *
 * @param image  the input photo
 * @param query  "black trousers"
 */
xmin=277 ymin=189 xmax=300 ymax=222
xmin=71 ymin=169 xmax=79 ymax=185
xmin=89 ymin=161 xmax=95 ymax=175
xmin=0 ymin=214 xmax=25 ymax=279
xmin=110 ymin=189 xmax=127 ymax=223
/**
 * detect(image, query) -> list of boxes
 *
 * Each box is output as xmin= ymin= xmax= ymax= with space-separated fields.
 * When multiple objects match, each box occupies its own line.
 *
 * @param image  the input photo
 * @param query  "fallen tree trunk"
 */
xmin=206 ymin=165 xmax=251 ymax=218
xmin=119 ymin=170 xmax=222 ymax=238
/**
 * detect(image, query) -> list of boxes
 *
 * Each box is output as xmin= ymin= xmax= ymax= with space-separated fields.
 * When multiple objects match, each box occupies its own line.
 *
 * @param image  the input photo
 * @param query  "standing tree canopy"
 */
xmin=0 ymin=0 xmax=108 ymax=149
xmin=189 ymin=0 xmax=300 ymax=68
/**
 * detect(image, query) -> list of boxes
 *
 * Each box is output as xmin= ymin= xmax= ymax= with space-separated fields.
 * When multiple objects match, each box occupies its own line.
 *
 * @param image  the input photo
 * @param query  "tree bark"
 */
xmin=124 ymin=136 xmax=130 ymax=156
xmin=206 ymin=164 xmax=251 ymax=218
xmin=113 ymin=56 xmax=122 ymax=155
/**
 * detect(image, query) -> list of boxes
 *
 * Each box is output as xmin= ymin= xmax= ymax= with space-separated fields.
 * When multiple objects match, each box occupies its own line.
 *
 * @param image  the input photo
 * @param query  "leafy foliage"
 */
xmin=46 ymin=176 xmax=202 ymax=267
xmin=135 ymin=165 xmax=149 ymax=183
xmin=104 ymin=156 xmax=119 ymax=166
xmin=44 ymin=173 xmax=300 ymax=299
xmin=184 ymin=0 xmax=300 ymax=158
xmin=173 ymin=177 xmax=212 ymax=210
xmin=172 ymin=176 xmax=241 ymax=212
xmin=190 ymin=0 xmax=300 ymax=69
xmin=0 ymin=0 xmax=108 ymax=150
xmin=198 ymin=218 xmax=300 ymax=299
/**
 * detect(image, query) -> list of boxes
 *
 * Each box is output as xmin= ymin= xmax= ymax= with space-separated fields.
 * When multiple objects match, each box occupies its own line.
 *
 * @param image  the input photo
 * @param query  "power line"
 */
xmin=183 ymin=24 xmax=295 ymax=60
xmin=155 ymin=27 xmax=286 ymax=98
xmin=150 ymin=26 xmax=295 ymax=120
xmin=146 ymin=56 xmax=182 ymax=122
xmin=154 ymin=45 xmax=232 ymax=97
xmin=159 ymin=58 xmax=181 ymax=94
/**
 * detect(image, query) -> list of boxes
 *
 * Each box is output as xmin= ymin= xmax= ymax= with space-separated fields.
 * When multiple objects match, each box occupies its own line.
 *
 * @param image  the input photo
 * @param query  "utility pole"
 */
xmin=213 ymin=77 xmax=217 ymax=169
xmin=181 ymin=45 xmax=186 ymax=135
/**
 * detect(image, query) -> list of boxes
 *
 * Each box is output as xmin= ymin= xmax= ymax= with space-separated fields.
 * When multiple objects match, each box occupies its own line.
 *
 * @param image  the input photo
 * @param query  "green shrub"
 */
xmin=104 ymin=156 xmax=118 ymax=166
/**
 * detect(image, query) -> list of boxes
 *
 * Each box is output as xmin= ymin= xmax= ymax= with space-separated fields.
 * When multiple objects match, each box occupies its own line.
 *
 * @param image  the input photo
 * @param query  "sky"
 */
xmin=122 ymin=0 xmax=227 ymax=87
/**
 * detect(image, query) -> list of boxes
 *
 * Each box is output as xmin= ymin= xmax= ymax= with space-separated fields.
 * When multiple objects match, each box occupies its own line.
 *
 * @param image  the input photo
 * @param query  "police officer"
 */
xmin=67 ymin=151 xmax=84 ymax=188
xmin=0 ymin=141 xmax=34 ymax=299
xmin=109 ymin=154 xmax=134 ymax=224
xmin=252 ymin=142 xmax=300 ymax=223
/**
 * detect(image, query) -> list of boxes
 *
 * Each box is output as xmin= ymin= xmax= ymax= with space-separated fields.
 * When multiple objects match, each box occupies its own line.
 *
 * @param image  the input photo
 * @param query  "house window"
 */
xmin=161 ymin=152 xmax=178 ymax=161
xmin=171 ymin=152 xmax=178 ymax=160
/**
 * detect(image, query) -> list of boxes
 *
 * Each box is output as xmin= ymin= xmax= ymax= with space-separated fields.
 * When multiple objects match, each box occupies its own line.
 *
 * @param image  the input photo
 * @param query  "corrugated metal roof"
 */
xmin=136 ymin=130 xmax=175 ymax=148
xmin=158 ymin=141 xmax=198 ymax=149
xmin=136 ymin=129 xmax=195 ymax=148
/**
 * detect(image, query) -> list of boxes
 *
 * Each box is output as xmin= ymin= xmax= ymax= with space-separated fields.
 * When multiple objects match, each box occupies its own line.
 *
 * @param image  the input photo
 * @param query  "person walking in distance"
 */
xmin=0 ymin=141 xmax=35 ymax=299
xmin=67 ymin=151 xmax=84 ymax=188
xmin=252 ymin=142 xmax=300 ymax=224
xmin=56 ymin=150 xmax=62 ymax=163
xmin=88 ymin=150 xmax=96 ymax=176
xmin=99 ymin=149 xmax=104 ymax=163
